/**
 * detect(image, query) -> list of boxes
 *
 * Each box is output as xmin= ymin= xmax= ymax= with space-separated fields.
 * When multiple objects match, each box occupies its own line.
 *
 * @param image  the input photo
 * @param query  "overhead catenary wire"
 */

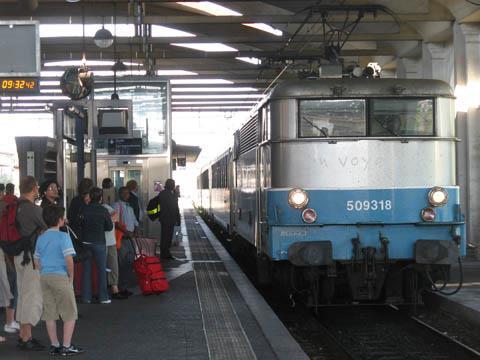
xmin=260 ymin=1 xmax=323 ymax=94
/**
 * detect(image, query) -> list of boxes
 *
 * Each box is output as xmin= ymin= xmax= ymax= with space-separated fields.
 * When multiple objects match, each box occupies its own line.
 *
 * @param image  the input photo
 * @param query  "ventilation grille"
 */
xmin=239 ymin=116 xmax=258 ymax=155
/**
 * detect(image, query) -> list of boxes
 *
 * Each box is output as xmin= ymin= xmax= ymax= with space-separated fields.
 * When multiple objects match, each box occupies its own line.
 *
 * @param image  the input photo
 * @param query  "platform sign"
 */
xmin=0 ymin=21 xmax=40 ymax=77
xmin=107 ymin=138 xmax=143 ymax=155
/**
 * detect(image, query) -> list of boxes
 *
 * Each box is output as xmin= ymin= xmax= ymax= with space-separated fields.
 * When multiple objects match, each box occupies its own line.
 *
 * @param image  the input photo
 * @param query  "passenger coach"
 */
xmin=198 ymin=79 xmax=465 ymax=303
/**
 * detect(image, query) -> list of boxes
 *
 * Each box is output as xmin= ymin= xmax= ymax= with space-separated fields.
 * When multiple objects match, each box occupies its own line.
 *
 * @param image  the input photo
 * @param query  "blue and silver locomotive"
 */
xmin=198 ymin=79 xmax=465 ymax=303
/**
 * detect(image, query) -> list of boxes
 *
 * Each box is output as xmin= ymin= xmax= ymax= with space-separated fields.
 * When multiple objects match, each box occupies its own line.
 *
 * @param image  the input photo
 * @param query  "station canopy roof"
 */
xmin=0 ymin=0 xmax=478 ymax=113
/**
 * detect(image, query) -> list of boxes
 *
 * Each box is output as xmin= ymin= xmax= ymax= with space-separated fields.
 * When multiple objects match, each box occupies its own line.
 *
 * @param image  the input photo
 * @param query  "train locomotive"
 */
xmin=197 ymin=78 xmax=466 ymax=304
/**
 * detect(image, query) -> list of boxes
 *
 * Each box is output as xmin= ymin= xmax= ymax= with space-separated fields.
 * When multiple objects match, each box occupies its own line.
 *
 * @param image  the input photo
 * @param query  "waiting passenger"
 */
xmin=34 ymin=205 xmax=85 ymax=356
xmin=15 ymin=176 xmax=47 ymax=351
xmin=102 ymin=178 xmax=115 ymax=205
xmin=114 ymin=187 xmax=138 ymax=297
xmin=0 ymin=246 xmax=13 ymax=342
xmin=158 ymin=179 xmax=181 ymax=260
xmin=126 ymin=180 xmax=141 ymax=223
xmin=102 ymin=199 xmax=127 ymax=300
xmin=39 ymin=180 xmax=60 ymax=208
xmin=81 ymin=187 xmax=113 ymax=304
xmin=67 ymin=178 xmax=93 ymax=238
xmin=0 ymin=183 xmax=19 ymax=336
xmin=0 ymin=183 xmax=15 ymax=215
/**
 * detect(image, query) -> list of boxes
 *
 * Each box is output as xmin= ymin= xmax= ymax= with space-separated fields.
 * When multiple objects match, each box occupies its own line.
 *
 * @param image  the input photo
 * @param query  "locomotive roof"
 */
xmin=268 ymin=79 xmax=454 ymax=100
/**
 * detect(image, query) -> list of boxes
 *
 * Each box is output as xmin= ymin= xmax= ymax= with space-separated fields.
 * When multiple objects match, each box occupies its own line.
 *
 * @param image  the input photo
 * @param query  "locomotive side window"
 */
xmin=260 ymin=104 xmax=271 ymax=141
xmin=369 ymin=98 xmax=434 ymax=136
xmin=299 ymin=99 xmax=366 ymax=137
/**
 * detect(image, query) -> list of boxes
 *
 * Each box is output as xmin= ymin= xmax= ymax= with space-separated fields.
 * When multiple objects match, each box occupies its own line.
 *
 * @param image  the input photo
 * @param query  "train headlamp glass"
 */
xmin=288 ymin=188 xmax=309 ymax=209
xmin=428 ymin=187 xmax=448 ymax=207
xmin=421 ymin=207 xmax=436 ymax=222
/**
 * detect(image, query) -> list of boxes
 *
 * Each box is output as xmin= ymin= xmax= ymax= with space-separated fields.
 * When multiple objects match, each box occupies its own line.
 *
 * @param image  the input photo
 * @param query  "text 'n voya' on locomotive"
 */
xmin=196 ymin=78 xmax=466 ymax=305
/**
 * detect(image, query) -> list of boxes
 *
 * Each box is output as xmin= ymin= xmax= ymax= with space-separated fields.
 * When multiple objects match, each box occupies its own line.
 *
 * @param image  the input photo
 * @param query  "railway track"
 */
xmin=314 ymin=305 xmax=480 ymax=360
xmin=201 ymin=214 xmax=480 ymax=360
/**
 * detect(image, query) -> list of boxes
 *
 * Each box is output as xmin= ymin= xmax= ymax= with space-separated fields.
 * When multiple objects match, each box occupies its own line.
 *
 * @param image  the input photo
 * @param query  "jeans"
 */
xmin=82 ymin=243 xmax=109 ymax=302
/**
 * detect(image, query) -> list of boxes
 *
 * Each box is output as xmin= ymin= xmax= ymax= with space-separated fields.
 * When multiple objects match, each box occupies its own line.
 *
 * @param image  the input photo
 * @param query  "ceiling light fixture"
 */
xmin=172 ymin=87 xmax=258 ymax=92
xmin=94 ymin=24 xmax=114 ymax=48
xmin=242 ymin=23 xmax=283 ymax=36
xmin=170 ymin=79 xmax=233 ymax=85
xmin=172 ymin=94 xmax=263 ymax=99
xmin=176 ymin=1 xmax=242 ymax=16
xmin=171 ymin=42 xmax=238 ymax=52
xmin=44 ymin=60 xmax=141 ymax=67
xmin=236 ymin=57 xmax=261 ymax=65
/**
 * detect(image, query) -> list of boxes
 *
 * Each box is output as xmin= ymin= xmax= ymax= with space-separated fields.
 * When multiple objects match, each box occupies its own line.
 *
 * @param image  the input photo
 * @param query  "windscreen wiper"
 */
xmin=302 ymin=116 xmax=329 ymax=137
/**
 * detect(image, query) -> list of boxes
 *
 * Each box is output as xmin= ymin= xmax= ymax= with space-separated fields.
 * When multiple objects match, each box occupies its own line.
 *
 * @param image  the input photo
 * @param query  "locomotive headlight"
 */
xmin=288 ymin=188 xmax=309 ymax=209
xmin=428 ymin=187 xmax=448 ymax=207
xmin=421 ymin=207 xmax=436 ymax=222
xmin=302 ymin=208 xmax=317 ymax=224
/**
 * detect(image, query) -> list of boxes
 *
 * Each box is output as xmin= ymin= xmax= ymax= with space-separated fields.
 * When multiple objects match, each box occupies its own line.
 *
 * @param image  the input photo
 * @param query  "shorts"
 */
xmin=40 ymin=274 xmax=78 ymax=322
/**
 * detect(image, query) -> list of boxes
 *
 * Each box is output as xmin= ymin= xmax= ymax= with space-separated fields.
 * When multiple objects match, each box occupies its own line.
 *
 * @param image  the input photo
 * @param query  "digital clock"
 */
xmin=0 ymin=77 xmax=39 ymax=94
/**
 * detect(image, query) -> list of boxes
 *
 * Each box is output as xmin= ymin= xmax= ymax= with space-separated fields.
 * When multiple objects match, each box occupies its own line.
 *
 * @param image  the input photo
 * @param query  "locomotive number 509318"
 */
xmin=346 ymin=200 xmax=392 ymax=211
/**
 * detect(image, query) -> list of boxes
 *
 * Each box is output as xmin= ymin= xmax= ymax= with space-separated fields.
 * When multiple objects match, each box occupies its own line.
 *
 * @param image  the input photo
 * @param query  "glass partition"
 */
xmin=94 ymin=82 xmax=169 ymax=154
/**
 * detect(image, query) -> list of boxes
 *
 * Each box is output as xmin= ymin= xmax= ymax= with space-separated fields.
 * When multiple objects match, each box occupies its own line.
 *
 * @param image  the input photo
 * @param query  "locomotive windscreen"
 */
xmin=299 ymin=99 xmax=366 ymax=138
xmin=370 ymin=98 xmax=434 ymax=137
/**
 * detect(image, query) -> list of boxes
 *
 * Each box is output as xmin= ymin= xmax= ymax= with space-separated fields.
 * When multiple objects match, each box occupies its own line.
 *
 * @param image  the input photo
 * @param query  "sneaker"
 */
xmin=4 ymin=322 xmax=18 ymax=333
xmin=60 ymin=344 xmax=85 ymax=356
xmin=49 ymin=345 xmax=62 ymax=356
xmin=99 ymin=299 xmax=111 ymax=304
xmin=18 ymin=339 xmax=45 ymax=351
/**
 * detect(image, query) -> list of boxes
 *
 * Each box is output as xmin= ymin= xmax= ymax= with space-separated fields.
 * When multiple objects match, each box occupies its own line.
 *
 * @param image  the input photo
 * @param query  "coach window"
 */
xmin=299 ymin=99 xmax=366 ymax=137
xmin=369 ymin=98 xmax=434 ymax=136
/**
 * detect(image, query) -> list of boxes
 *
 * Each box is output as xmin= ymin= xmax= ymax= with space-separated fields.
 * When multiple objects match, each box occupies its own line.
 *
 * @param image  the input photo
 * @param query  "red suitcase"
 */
xmin=133 ymin=243 xmax=169 ymax=295
xmin=134 ymin=255 xmax=163 ymax=276
xmin=138 ymin=270 xmax=169 ymax=295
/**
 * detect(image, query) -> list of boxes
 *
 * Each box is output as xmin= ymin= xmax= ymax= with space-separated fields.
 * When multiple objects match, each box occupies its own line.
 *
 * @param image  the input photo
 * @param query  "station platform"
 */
xmin=0 ymin=209 xmax=308 ymax=360
xmin=423 ymin=259 xmax=480 ymax=331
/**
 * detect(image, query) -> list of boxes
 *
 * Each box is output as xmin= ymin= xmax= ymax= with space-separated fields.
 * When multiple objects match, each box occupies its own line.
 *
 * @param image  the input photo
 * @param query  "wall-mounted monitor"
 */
xmin=90 ymin=99 xmax=133 ymax=139
xmin=98 ymin=108 xmax=129 ymax=135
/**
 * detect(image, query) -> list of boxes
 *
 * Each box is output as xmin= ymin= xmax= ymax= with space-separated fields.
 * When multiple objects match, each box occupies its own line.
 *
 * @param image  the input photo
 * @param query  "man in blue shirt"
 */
xmin=34 ymin=205 xmax=85 ymax=357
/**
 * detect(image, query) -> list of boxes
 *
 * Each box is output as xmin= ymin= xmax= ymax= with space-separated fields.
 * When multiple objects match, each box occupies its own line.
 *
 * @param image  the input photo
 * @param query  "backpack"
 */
xmin=0 ymin=199 xmax=39 ymax=264
xmin=0 ymin=199 xmax=21 ymax=243
xmin=146 ymin=195 xmax=161 ymax=221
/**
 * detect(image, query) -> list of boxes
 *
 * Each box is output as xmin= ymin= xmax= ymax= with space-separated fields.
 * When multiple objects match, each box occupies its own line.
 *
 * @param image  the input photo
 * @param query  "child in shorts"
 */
xmin=34 ymin=205 xmax=85 ymax=356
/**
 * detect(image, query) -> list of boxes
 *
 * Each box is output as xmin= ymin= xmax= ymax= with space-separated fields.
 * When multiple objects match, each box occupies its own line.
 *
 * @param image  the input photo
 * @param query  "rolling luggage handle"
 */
xmin=132 ymin=237 xmax=156 ymax=258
